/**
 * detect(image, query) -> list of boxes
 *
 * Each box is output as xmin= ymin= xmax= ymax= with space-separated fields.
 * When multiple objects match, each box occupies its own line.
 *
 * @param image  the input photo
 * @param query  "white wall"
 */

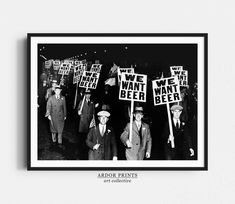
xmin=1 ymin=0 xmax=234 ymax=203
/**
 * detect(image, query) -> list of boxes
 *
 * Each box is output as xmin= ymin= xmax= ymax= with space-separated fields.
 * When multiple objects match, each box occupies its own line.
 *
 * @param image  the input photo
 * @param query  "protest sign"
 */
xmin=119 ymin=73 xmax=147 ymax=142
xmin=152 ymin=76 xmax=182 ymax=148
xmin=58 ymin=62 xmax=71 ymax=75
xmin=79 ymin=71 xmax=100 ymax=89
xmin=170 ymin=66 xmax=188 ymax=87
xmin=45 ymin=60 xmax=53 ymax=69
xmin=175 ymin=70 xmax=188 ymax=87
xmin=74 ymin=60 xmax=83 ymax=66
xmin=119 ymin=73 xmax=147 ymax=102
xmin=117 ymin=68 xmax=134 ymax=84
xmin=73 ymin=60 xmax=88 ymax=108
xmin=73 ymin=64 xmax=87 ymax=84
xmin=152 ymin=76 xmax=181 ymax=106
xmin=64 ymin=59 xmax=74 ymax=66
xmin=90 ymin=64 xmax=102 ymax=73
xmin=53 ymin=60 xmax=60 ymax=71
xmin=170 ymin=66 xmax=183 ymax=76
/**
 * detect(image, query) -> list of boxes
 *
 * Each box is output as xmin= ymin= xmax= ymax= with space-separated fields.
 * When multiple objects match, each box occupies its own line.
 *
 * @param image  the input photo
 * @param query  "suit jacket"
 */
xmin=120 ymin=121 xmax=152 ymax=160
xmin=86 ymin=125 xmax=117 ymax=160
xmin=45 ymin=95 xmax=67 ymax=133
xmin=78 ymin=99 xmax=95 ymax=133
xmin=162 ymin=119 xmax=192 ymax=159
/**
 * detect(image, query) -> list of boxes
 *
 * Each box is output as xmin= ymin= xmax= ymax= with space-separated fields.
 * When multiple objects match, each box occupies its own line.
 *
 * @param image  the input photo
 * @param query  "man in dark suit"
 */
xmin=86 ymin=110 xmax=117 ymax=160
xmin=77 ymin=89 xmax=95 ymax=133
xmin=163 ymin=104 xmax=194 ymax=160
xmin=120 ymin=106 xmax=152 ymax=160
xmin=77 ymin=89 xmax=95 ymax=159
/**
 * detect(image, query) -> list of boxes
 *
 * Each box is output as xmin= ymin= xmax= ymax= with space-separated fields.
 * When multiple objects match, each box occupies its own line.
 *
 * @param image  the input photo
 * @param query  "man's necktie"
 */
xmin=138 ymin=124 xmax=142 ymax=144
xmin=176 ymin=120 xmax=180 ymax=129
xmin=101 ymin=125 xmax=105 ymax=136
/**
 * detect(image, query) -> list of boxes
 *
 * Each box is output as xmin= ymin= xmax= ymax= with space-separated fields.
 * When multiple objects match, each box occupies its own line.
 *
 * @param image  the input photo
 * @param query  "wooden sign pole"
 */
xmin=166 ymin=103 xmax=175 ymax=148
xmin=59 ymin=73 xmax=64 ymax=86
xmin=129 ymin=100 xmax=134 ymax=143
xmin=78 ymin=87 xmax=88 ymax=114
xmin=73 ymin=81 xmax=79 ymax=109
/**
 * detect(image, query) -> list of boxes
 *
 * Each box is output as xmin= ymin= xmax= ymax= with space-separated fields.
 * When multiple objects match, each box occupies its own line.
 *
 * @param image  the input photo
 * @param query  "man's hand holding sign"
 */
xmin=152 ymin=76 xmax=182 ymax=148
xmin=119 ymin=73 xmax=147 ymax=143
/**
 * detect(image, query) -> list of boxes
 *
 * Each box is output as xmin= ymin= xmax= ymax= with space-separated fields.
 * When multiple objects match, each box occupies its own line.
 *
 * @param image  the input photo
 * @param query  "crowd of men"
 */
xmin=38 ymin=76 xmax=198 ymax=160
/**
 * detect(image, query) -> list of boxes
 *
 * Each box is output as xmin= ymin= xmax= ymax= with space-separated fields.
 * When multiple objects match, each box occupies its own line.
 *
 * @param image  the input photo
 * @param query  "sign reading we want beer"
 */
xmin=79 ymin=71 xmax=100 ymax=89
xmin=152 ymin=76 xmax=181 ymax=105
xmin=119 ymin=73 xmax=147 ymax=102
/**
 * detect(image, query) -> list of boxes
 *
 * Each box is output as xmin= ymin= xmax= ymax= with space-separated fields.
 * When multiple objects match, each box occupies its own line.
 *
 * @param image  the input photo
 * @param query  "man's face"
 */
xmin=172 ymin=110 xmax=182 ymax=120
xmin=134 ymin=112 xmax=143 ymax=122
xmin=85 ymin=94 xmax=91 ymax=100
xmin=99 ymin=116 xmax=108 ymax=125
xmin=52 ymin=83 xmax=56 ymax=88
xmin=55 ymin=89 xmax=61 ymax=95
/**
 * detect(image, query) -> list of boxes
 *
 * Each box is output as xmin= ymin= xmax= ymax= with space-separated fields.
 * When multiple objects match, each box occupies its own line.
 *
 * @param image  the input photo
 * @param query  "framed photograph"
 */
xmin=28 ymin=33 xmax=207 ymax=170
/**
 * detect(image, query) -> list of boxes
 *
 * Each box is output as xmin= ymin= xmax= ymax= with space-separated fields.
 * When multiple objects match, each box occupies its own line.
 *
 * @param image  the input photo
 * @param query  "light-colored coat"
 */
xmin=120 ymin=122 xmax=152 ymax=160
xmin=45 ymin=95 xmax=67 ymax=133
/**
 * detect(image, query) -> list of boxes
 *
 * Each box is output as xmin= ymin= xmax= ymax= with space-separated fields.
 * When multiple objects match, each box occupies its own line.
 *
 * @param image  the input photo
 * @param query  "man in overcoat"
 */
xmin=163 ymin=104 xmax=194 ymax=160
xmin=77 ymin=89 xmax=95 ymax=133
xmin=86 ymin=110 xmax=118 ymax=160
xmin=45 ymin=85 xmax=67 ymax=147
xmin=120 ymin=106 xmax=152 ymax=160
xmin=77 ymin=89 xmax=95 ymax=159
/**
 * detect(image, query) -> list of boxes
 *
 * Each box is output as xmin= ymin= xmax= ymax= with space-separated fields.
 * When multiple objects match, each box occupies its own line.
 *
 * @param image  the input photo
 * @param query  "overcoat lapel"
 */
xmin=132 ymin=122 xmax=139 ymax=135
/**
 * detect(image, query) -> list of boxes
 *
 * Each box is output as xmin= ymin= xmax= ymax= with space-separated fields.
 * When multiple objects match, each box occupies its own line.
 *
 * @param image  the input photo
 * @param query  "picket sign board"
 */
xmin=117 ymin=68 xmax=134 ymax=84
xmin=79 ymin=71 xmax=100 ymax=89
xmin=152 ymin=76 xmax=182 ymax=148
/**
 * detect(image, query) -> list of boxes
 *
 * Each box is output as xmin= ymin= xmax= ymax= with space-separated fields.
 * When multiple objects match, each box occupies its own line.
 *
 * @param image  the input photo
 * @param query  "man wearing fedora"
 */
xmin=77 ymin=89 xmax=95 ymax=133
xmin=45 ymin=80 xmax=57 ymax=101
xmin=45 ymin=85 xmax=67 ymax=148
xmin=163 ymin=104 xmax=194 ymax=160
xmin=120 ymin=106 xmax=152 ymax=160
xmin=77 ymin=89 xmax=95 ymax=159
xmin=86 ymin=110 xmax=118 ymax=160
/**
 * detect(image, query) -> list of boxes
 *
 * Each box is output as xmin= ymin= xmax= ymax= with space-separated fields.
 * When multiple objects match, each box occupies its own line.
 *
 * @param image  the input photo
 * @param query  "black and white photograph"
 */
xmin=28 ymin=34 xmax=207 ymax=170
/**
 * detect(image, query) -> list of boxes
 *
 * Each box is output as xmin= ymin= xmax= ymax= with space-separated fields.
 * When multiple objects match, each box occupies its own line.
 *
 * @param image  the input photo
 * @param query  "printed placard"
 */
xmin=53 ymin=60 xmax=61 ymax=70
xmin=74 ymin=60 xmax=83 ymax=66
xmin=177 ymin=70 xmax=188 ymax=86
xmin=119 ymin=73 xmax=147 ymax=102
xmin=73 ymin=64 xmax=87 ymax=84
xmin=58 ymin=62 xmax=71 ymax=75
xmin=117 ymin=68 xmax=134 ymax=83
xmin=170 ymin=66 xmax=188 ymax=87
xmin=170 ymin=66 xmax=183 ymax=75
xmin=152 ymin=76 xmax=182 ymax=106
xmin=90 ymin=64 xmax=102 ymax=73
xmin=79 ymin=71 xmax=100 ymax=89
xmin=45 ymin=60 xmax=53 ymax=69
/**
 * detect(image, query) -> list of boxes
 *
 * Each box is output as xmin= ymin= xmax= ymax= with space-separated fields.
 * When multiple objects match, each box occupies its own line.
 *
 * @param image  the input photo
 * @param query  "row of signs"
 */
xmin=119 ymin=73 xmax=181 ymax=106
xmin=118 ymin=66 xmax=188 ymax=106
xmin=45 ymin=59 xmax=188 ymax=106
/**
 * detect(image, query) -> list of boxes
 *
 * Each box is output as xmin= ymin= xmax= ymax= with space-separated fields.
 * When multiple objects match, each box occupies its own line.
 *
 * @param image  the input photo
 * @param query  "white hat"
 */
xmin=97 ymin=110 xmax=110 ymax=117
xmin=134 ymin=106 xmax=144 ymax=113
xmin=170 ymin=104 xmax=183 ymax=111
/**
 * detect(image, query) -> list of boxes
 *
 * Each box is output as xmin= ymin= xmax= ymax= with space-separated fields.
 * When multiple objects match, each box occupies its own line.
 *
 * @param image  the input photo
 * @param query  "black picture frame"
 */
xmin=28 ymin=33 xmax=208 ymax=170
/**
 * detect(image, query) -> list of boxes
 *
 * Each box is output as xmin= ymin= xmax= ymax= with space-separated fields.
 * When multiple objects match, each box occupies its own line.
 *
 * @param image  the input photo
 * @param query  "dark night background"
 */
xmin=37 ymin=43 xmax=198 ymax=160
